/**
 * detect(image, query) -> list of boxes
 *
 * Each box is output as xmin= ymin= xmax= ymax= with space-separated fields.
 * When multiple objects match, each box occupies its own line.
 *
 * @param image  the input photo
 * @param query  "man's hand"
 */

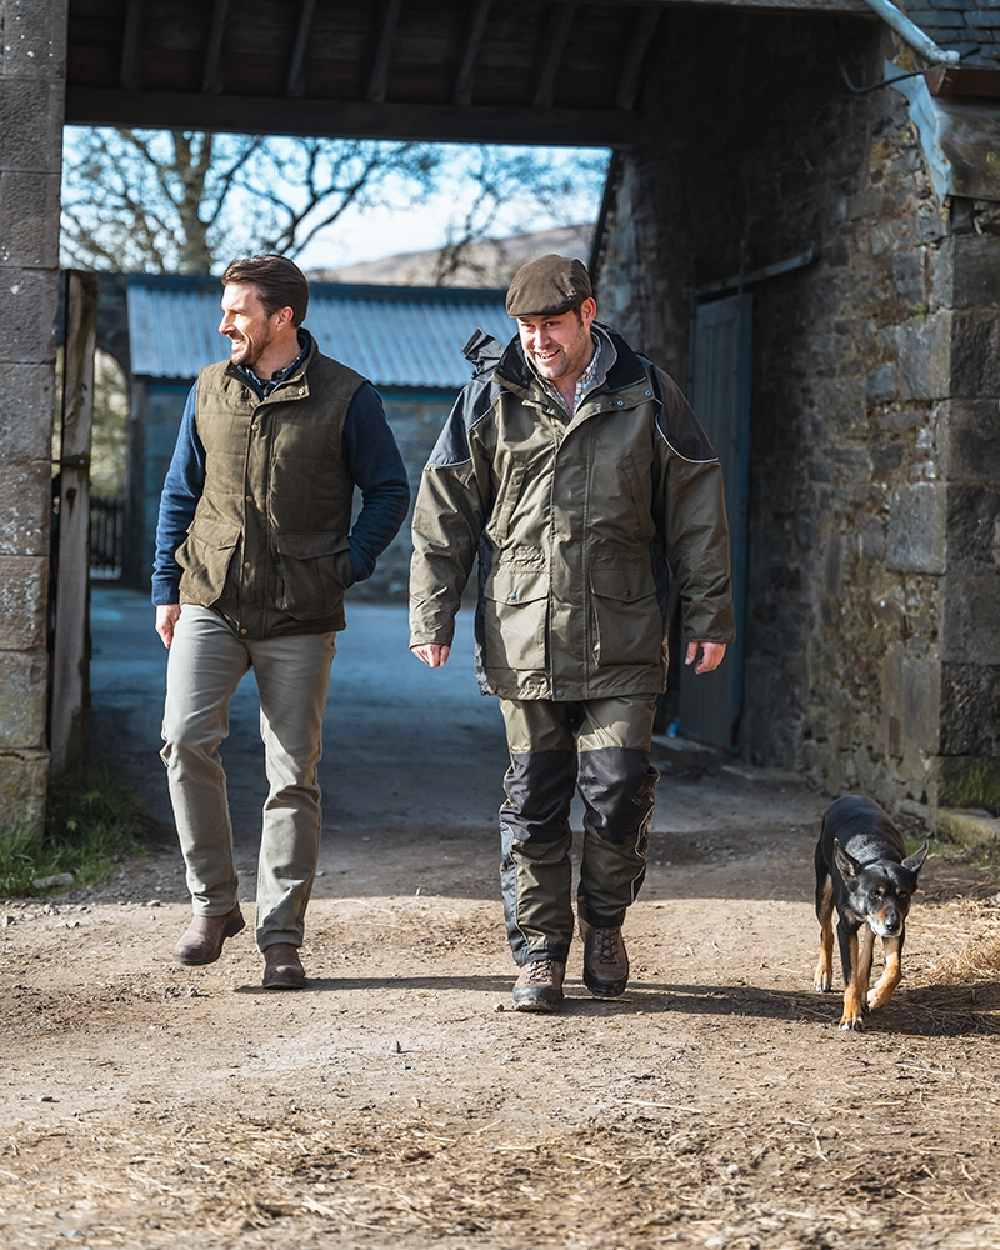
xmin=685 ymin=641 xmax=726 ymax=674
xmin=411 ymin=643 xmax=451 ymax=668
xmin=156 ymin=604 xmax=182 ymax=650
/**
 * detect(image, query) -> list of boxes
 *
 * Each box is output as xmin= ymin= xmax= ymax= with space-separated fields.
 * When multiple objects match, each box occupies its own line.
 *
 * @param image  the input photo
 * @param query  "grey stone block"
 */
xmin=865 ymin=362 xmax=896 ymax=405
xmin=0 ymin=649 xmax=45 ymax=748
xmin=941 ymin=572 xmax=1000 ymax=663
xmin=0 ymin=748 xmax=47 ymax=833
xmin=967 ymin=9 xmax=1000 ymax=23
xmin=0 ymin=78 xmax=62 ymax=173
xmin=0 ymin=555 xmax=46 ymax=649
xmin=951 ymin=311 xmax=1000 ymax=398
xmin=0 ymin=267 xmax=57 ymax=363
xmin=887 ymin=482 xmax=947 ymax=574
xmin=896 ymin=312 xmax=951 ymax=401
xmin=946 ymin=484 xmax=1000 ymax=572
xmin=0 ymin=171 xmax=59 ymax=266
xmin=0 ymin=459 xmax=48 ymax=556
xmin=940 ymin=662 xmax=1000 ymax=755
xmin=0 ymin=362 xmax=53 ymax=460
xmin=891 ymin=250 xmax=927 ymax=308
xmin=940 ymin=399 xmax=1000 ymax=484
xmin=938 ymin=234 xmax=1000 ymax=310
xmin=0 ymin=0 xmax=67 ymax=78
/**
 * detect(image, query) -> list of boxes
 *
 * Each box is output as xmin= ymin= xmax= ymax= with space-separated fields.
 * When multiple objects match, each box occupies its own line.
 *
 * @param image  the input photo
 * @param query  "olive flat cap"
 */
xmin=505 ymin=254 xmax=592 ymax=317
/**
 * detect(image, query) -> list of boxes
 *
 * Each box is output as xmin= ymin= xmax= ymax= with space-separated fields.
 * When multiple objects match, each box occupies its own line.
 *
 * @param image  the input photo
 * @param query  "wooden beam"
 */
xmin=202 ymin=0 xmax=230 ymax=95
xmin=534 ymin=3 xmax=577 ymax=111
xmin=120 ymin=0 xmax=143 ymax=91
xmin=368 ymin=0 xmax=403 ymax=105
xmin=616 ymin=9 xmax=660 ymax=111
xmin=51 ymin=272 xmax=98 ymax=779
xmin=65 ymin=86 xmax=647 ymax=148
xmin=453 ymin=0 xmax=492 ymax=108
xmin=286 ymin=0 xmax=317 ymax=98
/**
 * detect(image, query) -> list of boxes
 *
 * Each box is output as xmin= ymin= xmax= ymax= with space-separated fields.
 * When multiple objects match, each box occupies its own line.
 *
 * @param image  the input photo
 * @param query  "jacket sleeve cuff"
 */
xmin=151 ymin=577 xmax=181 ymax=606
xmin=409 ymin=629 xmax=455 ymax=648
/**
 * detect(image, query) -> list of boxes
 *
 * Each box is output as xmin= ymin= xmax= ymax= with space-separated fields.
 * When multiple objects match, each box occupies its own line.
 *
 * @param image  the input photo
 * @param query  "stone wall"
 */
xmin=0 ymin=0 xmax=66 ymax=830
xmin=595 ymin=9 xmax=1000 ymax=811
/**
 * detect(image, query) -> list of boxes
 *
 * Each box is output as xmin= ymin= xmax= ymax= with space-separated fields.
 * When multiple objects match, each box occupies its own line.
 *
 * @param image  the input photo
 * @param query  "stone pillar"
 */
xmin=0 ymin=0 xmax=67 ymax=830
xmin=935 ymin=229 xmax=1000 ymax=810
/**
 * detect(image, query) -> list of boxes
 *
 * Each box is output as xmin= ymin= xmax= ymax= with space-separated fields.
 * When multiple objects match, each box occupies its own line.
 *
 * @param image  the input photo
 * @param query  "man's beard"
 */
xmin=230 ymin=328 xmax=270 ymax=370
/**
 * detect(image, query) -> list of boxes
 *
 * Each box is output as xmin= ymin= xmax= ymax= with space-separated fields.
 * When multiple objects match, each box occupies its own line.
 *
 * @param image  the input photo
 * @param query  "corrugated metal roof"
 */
xmin=127 ymin=274 xmax=514 ymax=389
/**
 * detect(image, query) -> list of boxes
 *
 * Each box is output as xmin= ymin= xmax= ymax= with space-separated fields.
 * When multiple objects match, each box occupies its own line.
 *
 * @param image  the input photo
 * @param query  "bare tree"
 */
xmin=61 ymin=129 xmax=439 ymax=273
xmin=432 ymin=147 xmax=606 ymax=286
xmin=61 ymin=128 xmax=607 ymax=278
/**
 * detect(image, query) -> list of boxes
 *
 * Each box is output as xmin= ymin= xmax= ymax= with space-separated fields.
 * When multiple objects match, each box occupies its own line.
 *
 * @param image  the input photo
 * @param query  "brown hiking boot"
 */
xmin=262 ymin=943 xmax=306 ymax=990
xmin=175 ymin=906 xmax=245 ymax=966
xmin=580 ymin=919 xmax=629 ymax=998
xmin=511 ymin=958 xmax=565 ymax=1012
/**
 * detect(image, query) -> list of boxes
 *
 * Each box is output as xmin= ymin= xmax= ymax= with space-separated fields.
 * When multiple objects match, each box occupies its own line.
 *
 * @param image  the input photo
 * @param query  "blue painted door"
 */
xmin=677 ymin=292 xmax=752 ymax=750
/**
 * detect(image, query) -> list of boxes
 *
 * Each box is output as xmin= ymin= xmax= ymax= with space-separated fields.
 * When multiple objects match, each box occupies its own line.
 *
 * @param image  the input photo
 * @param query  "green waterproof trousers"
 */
xmin=498 ymin=695 xmax=658 ymax=965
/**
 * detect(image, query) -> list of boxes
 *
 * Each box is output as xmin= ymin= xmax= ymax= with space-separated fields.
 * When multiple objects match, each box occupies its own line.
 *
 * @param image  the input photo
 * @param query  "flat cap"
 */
xmin=505 ymin=254 xmax=592 ymax=317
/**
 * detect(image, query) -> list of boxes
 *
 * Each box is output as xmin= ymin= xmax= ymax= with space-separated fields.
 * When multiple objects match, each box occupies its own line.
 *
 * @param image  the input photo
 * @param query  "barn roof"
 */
xmin=127 ymin=274 xmax=514 ymax=389
xmin=66 ymin=0 xmax=873 ymax=148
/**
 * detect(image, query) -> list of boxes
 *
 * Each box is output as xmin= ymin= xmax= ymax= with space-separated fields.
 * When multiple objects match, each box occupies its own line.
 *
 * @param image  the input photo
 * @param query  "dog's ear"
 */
xmin=833 ymin=841 xmax=861 ymax=880
xmin=902 ymin=840 xmax=929 ymax=879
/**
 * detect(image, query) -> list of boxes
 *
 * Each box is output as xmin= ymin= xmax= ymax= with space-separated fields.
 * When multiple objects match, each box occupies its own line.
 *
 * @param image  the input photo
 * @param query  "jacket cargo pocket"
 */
xmin=176 ymin=517 xmax=241 ymax=604
xmin=274 ymin=531 xmax=351 ymax=619
xmin=590 ymin=567 xmax=662 ymax=667
xmin=483 ymin=568 xmax=549 ymax=671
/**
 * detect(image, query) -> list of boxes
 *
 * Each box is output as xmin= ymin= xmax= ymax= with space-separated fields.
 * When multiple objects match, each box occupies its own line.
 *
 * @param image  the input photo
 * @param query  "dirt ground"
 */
xmin=2 ymin=591 xmax=1000 ymax=1250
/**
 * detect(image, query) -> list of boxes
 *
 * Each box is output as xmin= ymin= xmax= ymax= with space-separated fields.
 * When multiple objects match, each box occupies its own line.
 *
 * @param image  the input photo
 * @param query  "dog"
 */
xmin=814 ymin=794 xmax=928 ymax=1031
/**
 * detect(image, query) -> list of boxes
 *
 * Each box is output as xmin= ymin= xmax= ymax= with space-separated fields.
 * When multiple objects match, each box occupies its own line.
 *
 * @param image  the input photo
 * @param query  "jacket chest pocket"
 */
xmin=590 ymin=567 xmax=662 ymax=668
xmin=483 ymin=568 xmax=548 ymax=671
xmin=176 ymin=517 xmax=241 ymax=603
xmin=273 ymin=531 xmax=353 ymax=619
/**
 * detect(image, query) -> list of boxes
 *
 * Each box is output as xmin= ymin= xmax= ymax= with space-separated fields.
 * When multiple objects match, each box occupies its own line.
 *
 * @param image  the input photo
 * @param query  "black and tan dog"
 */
xmin=814 ymin=794 xmax=928 ymax=1031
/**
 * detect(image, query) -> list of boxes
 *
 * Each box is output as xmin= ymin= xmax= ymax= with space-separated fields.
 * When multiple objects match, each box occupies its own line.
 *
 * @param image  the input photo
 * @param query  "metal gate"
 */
xmin=677 ymin=292 xmax=753 ymax=751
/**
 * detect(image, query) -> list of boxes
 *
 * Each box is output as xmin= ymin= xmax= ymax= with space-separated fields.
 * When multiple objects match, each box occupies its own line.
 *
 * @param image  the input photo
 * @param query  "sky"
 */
xmin=61 ymin=130 xmax=609 ymax=273
xmin=297 ymin=159 xmax=605 ymax=270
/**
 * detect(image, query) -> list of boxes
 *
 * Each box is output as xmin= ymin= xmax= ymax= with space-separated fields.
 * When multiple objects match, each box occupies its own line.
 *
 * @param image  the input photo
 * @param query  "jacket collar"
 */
xmin=227 ymin=328 xmax=315 ymax=400
xmin=493 ymin=321 xmax=647 ymax=400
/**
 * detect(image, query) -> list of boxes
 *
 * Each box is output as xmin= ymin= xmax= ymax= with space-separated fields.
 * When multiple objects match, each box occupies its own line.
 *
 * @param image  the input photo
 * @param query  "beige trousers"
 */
xmin=160 ymin=606 xmax=335 ymax=950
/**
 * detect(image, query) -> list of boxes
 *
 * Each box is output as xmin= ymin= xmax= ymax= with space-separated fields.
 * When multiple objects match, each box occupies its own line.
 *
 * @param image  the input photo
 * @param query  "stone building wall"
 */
xmin=596 ymin=10 xmax=1000 ymax=811
xmin=0 ymin=0 xmax=66 ymax=830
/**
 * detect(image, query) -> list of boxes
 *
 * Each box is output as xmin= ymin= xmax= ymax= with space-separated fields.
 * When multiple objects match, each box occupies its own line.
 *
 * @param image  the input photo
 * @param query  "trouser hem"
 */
xmin=257 ymin=931 xmax=303 ymax=952
xmin=516 ymin=944 xmax=570 ymax=967
xmin=578 ymin=899 xmax=628 ymax=929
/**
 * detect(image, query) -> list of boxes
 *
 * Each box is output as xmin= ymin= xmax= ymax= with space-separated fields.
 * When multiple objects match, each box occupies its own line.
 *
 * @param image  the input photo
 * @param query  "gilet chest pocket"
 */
xmin=483 ymin=569 xmax=549 ymax=671
xmin=590 ymin=567 xmax=662 ymax=667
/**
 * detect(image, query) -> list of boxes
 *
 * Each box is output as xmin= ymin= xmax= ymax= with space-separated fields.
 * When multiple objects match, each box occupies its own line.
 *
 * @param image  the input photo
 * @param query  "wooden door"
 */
xmin=677 ymin=292 xmax=752 ymax=750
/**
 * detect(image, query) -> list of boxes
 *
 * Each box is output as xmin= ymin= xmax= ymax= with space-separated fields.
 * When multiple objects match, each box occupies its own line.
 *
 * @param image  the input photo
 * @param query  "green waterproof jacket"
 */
xmin=409 ymin=326 xmax=735 ymax=701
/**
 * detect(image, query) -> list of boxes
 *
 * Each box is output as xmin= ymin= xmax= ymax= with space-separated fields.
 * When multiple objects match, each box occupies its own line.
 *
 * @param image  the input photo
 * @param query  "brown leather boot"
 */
xmin=580 ymin=918 xmax=629 ymax=998
xmin=511 ymin=958 xmax=565 ymax=1012
xmin=175 ymin=906 xmax=245 ymax=966
xmin=262 ymin=943 xmax=306 ymax=990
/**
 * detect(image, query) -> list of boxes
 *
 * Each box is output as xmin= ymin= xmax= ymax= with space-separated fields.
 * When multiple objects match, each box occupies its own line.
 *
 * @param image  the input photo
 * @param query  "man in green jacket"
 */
xmin=154 ymin=255 xmax=408 ymax=990
xmin=409 ymin=255 xmax=733 ymax=1012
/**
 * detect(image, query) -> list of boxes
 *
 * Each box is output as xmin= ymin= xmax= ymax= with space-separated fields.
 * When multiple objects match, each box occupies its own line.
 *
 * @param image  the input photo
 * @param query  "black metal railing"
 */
xmin=89 ymin=495 xmax=124 ymax=580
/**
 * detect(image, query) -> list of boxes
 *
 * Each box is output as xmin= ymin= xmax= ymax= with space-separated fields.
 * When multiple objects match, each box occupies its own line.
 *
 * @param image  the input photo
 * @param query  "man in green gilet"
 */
xmin=153 ymin=255 xmax=408 ymax=989
xmin=409 ymin=255 xmax=733 ymax=1012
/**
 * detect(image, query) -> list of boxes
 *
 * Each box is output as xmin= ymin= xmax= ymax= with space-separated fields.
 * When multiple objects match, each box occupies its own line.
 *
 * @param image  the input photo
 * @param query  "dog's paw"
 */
xmin=814 ymin=970 xmax=832 ymax=992
xmin=839 ymin=1014 xmax=864 ymax=1032
xmin=865 ymin=988 xmax=879 ymax=1011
